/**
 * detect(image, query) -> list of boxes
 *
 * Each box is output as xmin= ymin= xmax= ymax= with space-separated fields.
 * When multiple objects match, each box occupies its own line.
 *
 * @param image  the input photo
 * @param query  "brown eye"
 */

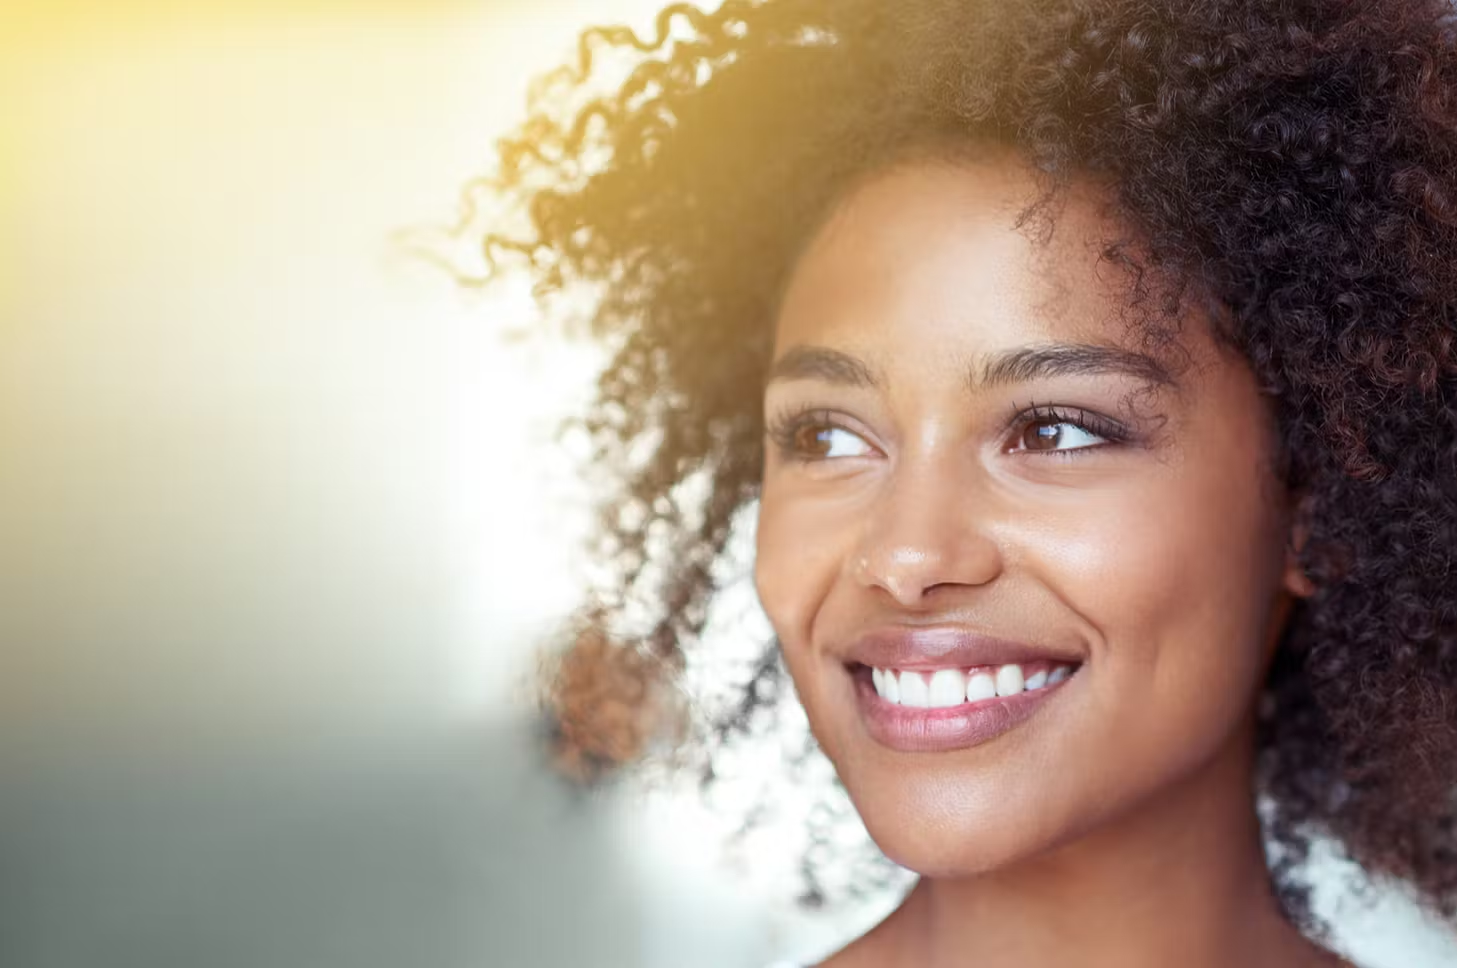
xmin=1010 ymin=415 xmax=1110 ymax=454
xmin=793 ymin=424 xmax=835 ymax=458
xmin=793 ymin=424 xmax=871 ymax=459
xmin=1021 ymin=421 xmax=1065 ymax=451
xmin=767 ymin=410 xmax=876 ymax=462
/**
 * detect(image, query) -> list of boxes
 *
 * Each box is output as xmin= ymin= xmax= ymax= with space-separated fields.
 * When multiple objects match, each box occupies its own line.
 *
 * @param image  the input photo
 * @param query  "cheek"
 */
xmin=751 ymin=476 xmax=854 ymax=652
xmin=1049 ymin=483 xmax=1278 ymax=661
xmin=1034 ymin=457 xmax=1286 ymax=775
xmin=752 ymin=475 xmax=869 ymax=755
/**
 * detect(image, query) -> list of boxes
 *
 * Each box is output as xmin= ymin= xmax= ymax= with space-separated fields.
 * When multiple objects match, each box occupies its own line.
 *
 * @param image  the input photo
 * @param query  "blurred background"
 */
xmin=2 ymin=2 xmax=1456 ymax=966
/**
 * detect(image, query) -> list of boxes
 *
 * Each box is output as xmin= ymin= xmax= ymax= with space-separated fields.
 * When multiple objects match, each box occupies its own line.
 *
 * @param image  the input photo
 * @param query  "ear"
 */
xmin=1282 ymin=491 xmax=1317 ymax=599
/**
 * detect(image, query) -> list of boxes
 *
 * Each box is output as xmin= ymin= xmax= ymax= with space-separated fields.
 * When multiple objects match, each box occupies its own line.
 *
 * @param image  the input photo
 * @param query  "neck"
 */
xmin=875 ymin=722 xmax=1313 ymax=968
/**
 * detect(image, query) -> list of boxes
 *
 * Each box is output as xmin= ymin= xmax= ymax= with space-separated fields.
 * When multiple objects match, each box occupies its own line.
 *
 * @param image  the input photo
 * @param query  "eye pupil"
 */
xmin=1027 ymin=422 xmax=1061 ymax=450
xmin=795 ymin=426 xmax=834 ymax=457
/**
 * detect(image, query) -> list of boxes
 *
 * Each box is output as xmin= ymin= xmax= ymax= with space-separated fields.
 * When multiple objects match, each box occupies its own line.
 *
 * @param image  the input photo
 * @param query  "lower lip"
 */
xmin=854 ymin=669 xmax=1073 ymax=753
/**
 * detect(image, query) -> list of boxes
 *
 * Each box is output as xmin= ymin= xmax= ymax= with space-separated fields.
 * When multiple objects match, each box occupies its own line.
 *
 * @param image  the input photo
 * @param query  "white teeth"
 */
xmin=871 ymin=666 xmax=901 ymax=703
xmin=995 ymin=664 xmax=1026 ymax=697
xmin=965 ymin=672 xmax=997 ymax=702
xmin=872 ymin=662 xmax=1076 ymax=705
xmin=927 ymin=669 xmax=966 ymax=708
xmin=898 ymin=671 xmax=930 ymax=708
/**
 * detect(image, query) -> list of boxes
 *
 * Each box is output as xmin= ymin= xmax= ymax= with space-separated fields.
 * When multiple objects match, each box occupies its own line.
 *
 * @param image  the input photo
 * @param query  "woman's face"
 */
xmin=753 ymin=155 xmax=1311 ymax=876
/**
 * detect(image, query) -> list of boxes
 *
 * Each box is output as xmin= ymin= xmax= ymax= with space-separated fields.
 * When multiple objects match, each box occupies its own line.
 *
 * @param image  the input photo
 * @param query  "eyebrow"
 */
xmin=764 ymin=345 xmax=881 ymax=389
xmin=974 ymin=342 xmax=1177 ymax=392
xmin=764 ymin=341 xmax=1177 ymax=392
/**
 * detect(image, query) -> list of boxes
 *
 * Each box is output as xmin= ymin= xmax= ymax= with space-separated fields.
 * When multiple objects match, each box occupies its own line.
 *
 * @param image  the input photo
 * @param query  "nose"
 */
xmin=848 ymin=459 xmax=1005 ymax=608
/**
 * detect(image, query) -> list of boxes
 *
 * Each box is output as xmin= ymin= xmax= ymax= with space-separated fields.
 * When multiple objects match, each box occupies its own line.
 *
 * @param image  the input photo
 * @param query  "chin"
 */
xmin=845 ymin=773 xmax=1071 ymax=877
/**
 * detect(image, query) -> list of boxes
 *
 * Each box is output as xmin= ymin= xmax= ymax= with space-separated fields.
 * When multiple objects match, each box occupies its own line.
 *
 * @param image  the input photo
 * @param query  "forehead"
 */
xmin=773 ymin=156 xmax=1156 ymax=366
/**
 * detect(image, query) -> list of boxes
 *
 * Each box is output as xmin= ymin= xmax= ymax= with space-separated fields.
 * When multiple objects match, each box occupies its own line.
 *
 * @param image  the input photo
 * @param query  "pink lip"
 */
xmin=844 ymin=625 xmax=1081 ymax=672
xmin=853 ymin=667 xmax=1074 ymax=753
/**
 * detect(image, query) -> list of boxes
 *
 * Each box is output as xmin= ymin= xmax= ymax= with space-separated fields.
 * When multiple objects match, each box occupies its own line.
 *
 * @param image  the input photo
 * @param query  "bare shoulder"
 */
xmin=1282 ymin=934 xmax=1359 ymax=968
xmin=804 ymin=931 xmax=892 ymax=968
xmin=792 ymin=929 xmax=1356 ymax=968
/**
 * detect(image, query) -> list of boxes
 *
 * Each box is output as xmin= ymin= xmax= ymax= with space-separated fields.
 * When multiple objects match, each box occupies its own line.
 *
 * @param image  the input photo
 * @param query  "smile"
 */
xmin=870 ymin=661 xmax=1076 ymax=707
xmin=850 ymin=660 xmax=1081 ymax=753
xmin=838 ymin=626 xmax=1085 ymax=752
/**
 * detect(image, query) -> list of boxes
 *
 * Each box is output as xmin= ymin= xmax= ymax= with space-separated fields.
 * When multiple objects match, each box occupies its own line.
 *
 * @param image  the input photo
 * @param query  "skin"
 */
xmin=752 ymin=151 xmax=1343 ymax=967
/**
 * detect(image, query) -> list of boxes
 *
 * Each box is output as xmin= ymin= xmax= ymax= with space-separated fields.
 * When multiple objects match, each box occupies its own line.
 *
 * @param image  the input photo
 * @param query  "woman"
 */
xmin=477 ymin=0 xmax=1457 ymax=964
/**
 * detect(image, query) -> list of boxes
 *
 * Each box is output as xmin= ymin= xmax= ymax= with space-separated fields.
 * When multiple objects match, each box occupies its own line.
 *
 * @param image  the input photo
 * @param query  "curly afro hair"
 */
xmin=466 ymin=0 xmax=1457 ymax=934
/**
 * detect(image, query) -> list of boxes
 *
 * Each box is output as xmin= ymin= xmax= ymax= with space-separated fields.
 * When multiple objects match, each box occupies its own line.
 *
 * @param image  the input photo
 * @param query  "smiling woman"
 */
xmin=750 ymin=156 xmax=1326 ymax=963
xmin=472 ymin=0 xmax=1457 ymax=965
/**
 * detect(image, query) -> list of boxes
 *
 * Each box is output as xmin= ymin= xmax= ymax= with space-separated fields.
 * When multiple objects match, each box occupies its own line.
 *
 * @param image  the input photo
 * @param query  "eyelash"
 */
xmin=764 ymin=401 xmax=1132 ymax=464
xmin=1009 ymin=400 xmax=1133 ymax=456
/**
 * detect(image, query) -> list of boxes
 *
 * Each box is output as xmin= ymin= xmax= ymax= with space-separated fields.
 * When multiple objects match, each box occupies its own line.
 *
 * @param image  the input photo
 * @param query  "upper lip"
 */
xmin=843 ymin=625 xmax=1082 ymax=671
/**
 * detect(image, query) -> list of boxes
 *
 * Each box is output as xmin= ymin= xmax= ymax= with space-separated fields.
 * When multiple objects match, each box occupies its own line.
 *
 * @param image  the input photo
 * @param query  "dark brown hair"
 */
xmin=465 ymin=0 xmax=1457 ymax=932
